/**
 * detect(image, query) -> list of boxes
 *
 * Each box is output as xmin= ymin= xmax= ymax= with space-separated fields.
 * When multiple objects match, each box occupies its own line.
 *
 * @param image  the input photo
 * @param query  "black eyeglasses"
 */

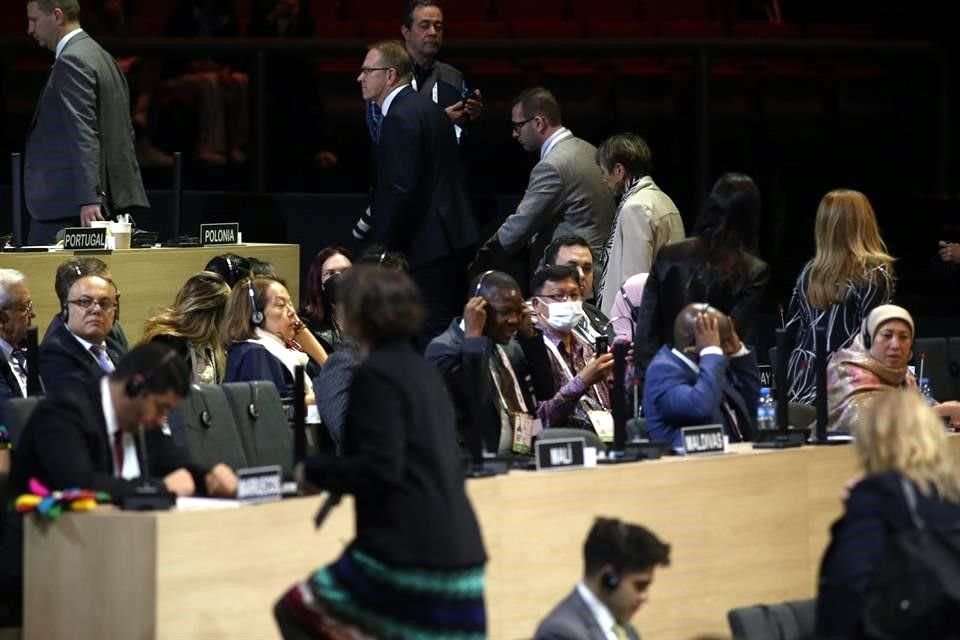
xmin=511 ymin=116 xmax=535 ymax=134
xmin=359 ymin=66 xmax=393 ymax=76
xmin=68 ymin=297 xmax=117 ymax=312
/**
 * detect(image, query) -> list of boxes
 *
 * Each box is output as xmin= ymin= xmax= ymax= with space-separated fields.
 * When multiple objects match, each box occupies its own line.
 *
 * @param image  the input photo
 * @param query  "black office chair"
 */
xmin=169 ymin=384 xmax=248 ymax=472
xmin=534 ymin=427 xmax=604 ymax=450
xmin=222 ymin=381 xmax=292 ymax=477
xmin=728 ymin=599 xmax=815 ymax=640
xmin=1 ymin=397 xmax=40 ymax=448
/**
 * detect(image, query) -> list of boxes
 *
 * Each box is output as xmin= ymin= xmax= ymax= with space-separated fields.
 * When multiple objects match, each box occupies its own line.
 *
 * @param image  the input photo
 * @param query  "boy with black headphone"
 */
xmin=535 ymin=517 xmax=671 ymax=640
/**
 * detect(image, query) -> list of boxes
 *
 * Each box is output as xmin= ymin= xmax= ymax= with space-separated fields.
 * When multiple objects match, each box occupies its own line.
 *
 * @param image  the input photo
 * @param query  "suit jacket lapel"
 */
xmin=0 ymin=360 xmax=24 ymax=398
xmin=571 ymin=590 xmax=613 ymax=640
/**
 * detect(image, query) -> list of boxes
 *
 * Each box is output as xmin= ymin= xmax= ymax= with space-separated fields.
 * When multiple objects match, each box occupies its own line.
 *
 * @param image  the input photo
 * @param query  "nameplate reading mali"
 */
xmin=535 ymin=437 xmax=586 ymax=471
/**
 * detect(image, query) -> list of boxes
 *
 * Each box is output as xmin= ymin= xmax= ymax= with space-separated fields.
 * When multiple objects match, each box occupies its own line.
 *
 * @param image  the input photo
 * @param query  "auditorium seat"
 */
xmin=536 ymin=427 xmax=604 ymax=450
xmin=222 ymin=381 xmax=293 ymax=477
xmin=0 ymin=397 xmax=39 ymax=450
xmin=728 ymin=598 xmax=815 ymax=640
xmin=169 ymin=384 xmax=249 ymax=472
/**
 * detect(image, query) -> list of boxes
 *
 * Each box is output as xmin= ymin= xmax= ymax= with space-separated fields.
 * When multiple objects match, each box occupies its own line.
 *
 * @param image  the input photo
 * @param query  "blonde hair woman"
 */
xmin=817 ymin=390 xmax=960 ymax=636
xmin=785 ymin=189 xmax=894 ymax=404
xmin=140 ymin=271 xmax=231 ymax=384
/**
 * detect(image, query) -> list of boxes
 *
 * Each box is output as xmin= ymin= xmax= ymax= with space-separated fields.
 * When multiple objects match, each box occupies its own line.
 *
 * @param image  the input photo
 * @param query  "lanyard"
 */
xmin=489 ymin=345 xmax=529 ymax=414
xmin=541 ymin=334 xmax=606 ymax=409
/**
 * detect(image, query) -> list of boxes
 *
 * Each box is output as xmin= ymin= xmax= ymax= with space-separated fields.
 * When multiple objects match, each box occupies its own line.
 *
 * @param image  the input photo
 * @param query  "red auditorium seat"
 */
xmin=129 ymin=3 xmax=175 ymax=35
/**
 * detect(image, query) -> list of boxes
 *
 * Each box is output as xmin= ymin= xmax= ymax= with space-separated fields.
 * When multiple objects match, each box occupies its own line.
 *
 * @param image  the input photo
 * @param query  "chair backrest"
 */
xmin=168 ymin=384 xmax=248 ymax=472
xmin=913 ymin=337 xmax=951 ymax=401
xmin=728 ymin=598 xmax=816 ymax=640
xmin=222 ymin=381 xmax=293 ymax=477
xmin=1 ymin=396 xmax=41 ymax=448
xmin=535 ymin=427 xmax=604 ymax=450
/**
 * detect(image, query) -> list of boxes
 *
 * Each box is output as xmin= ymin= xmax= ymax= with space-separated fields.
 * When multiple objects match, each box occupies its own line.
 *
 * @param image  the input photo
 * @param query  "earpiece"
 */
xmin=61 ymin=304 xmax=69 ymax=323
xmin=247 ymin=278 xmax=264 ymax=326
xmin=125 ymin=349 xmax=178 ymax=397
xmin=601 ymin=570 xmax=620 ymax=591
xmin=861 ymin=317 xmax=872 ymax=349
xmin=474 ymin=270 xmax=494 ymax=298
xmin=225 ymin=254 xmax=236 ymax=284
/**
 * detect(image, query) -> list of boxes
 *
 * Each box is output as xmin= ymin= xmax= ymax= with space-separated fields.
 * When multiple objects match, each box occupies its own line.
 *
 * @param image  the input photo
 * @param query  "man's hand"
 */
xmin=939 ymin=241 xmax=960 ymax=263
xmin=517 ymin=301 xmax=537 ymax=339
xmin=294 ymin=462 xmax=322 ymax=495
xmin=463 ymin=296 xmax=487 ymax=338
xmin=721 ymin=320 xmax=743 ymax=356
xmin=580 ymin=352 xmax=615 ymax=386
xmin=463 ymin=90 xmax=483 ymax=120
xmin=445 ymin=101 xmax=467 ymax=125
xmin=80 ymin=204 xmax=104 ymax=226
xmin=163 ymin=468 xmax=196 ymax=496
xmin=694 ymin=313 xmax=722 ymax=351
xmin=204 ymin=463 xmax=238 ymax=497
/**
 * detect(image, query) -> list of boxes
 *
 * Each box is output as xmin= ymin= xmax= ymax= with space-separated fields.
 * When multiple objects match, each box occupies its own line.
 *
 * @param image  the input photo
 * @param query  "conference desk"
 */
xmin=24 ymin=440 xmax=949 ymax=640
xmin=0 ymin=243 xmax=299 ymax=342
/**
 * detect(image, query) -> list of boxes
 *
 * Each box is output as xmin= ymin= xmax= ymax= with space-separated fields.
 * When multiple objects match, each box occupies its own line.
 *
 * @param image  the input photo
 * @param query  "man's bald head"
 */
xmin=673 ymin=304 xmax=732 ymax=354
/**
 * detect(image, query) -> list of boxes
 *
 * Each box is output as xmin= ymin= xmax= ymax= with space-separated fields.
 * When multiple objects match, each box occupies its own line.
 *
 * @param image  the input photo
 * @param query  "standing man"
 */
xmin=24 ymin=0 xmax=148 ymax=244
xmin=594 ymin=134 xmax=684 ymax=317
xmin=354 ymin=40 xmax=478 ymax=347
xmin=478 ymin=87 xmax=614 ymax=274
xmin=0 ymin=270 xmax=36 ymax=400
xmin=535 ymin=517 xmax=671 ymax=640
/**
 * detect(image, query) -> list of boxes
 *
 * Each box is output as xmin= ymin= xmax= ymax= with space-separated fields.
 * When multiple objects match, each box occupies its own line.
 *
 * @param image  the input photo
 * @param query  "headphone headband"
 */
xmin=474 ymin=270 xmax=494 ymax=298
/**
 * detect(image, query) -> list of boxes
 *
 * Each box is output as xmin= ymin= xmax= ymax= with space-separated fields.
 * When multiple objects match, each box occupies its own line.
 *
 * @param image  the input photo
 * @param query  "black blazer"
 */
xmin=816 ymin=471 xmax=960 ymax=638
xmin=370 ymin=86 xmax=478 ymax=269
xmin=303 ymin=341 xmax=486 ymax=569
xmin=0 ymin=359 xmax=24 ymax=400
xmin=39 ymin=321 xmax=122 ymax=395
xmin=634 ymin=237 xmax=769 ymax=377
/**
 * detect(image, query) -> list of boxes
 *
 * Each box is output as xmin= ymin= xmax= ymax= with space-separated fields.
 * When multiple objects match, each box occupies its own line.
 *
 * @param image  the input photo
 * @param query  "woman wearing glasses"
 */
xmin=221 ymin=276 xmax=327 ymax=403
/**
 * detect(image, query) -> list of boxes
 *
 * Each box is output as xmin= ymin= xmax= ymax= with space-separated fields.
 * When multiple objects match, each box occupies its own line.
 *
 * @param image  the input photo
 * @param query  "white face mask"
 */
xmin=541 ymin=300 xmax=584 ymax=333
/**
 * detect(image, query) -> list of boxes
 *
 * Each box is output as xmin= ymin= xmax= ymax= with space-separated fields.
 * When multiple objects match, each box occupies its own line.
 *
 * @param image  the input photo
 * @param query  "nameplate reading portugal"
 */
xmin=535 ymin=437 xmax=586 ymax=471
xmin=200 ymin=222 xmax=240 ymax=246
xmin=62 ymin=227 xmax=107 ymax=250
xmin=237 ymin=465 xmax=283 ymax=503
xmin=681 ymin=424 xmax=726 ymax=456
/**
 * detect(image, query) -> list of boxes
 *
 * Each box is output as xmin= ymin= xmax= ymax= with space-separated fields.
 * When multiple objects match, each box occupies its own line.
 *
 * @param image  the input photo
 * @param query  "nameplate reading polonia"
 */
xmin=62 ymin=227 xmax=107 ymax=250
xmin=237 ymin=465 xmax=283 ymax=503
xmin=535 ymin=437 xmax=586 ymax=471
xmin=681 ymin=424 xmax=726 ymax=456
xmin=200 ymin=222 xmax=240 ymax=246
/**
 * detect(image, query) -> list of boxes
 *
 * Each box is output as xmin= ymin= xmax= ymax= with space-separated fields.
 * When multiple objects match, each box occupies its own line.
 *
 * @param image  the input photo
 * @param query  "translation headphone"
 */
xmin=61 ymin=264 xmax=84 ymax=323
xmin=601 ymin=520 xmax=629 ymax=591
xmin=247 ymin=278 xmax=264 ymax=326
xmin=861 ymin=317 xmax=872 ymax=349
xmin=601 ymin=570 xmax=621 ymax=591
xmin=125 ymin=349 xmax=179 ymax=397
xmin=474 ymin=270 xmax=494 ymax=298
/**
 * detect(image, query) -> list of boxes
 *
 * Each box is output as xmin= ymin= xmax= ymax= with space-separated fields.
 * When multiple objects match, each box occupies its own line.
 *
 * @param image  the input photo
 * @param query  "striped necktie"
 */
xmin=90 ymin=344 xmax=115 ymax=373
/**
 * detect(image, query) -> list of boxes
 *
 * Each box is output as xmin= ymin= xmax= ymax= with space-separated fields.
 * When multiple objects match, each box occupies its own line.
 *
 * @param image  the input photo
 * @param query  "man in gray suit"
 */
xmin=25 ymin=0 xmax=148 ymax=244
xmin=535 ymin=518 xmax=671 ymax=640
xmin=484 ymin=87 xmax=614 ymax=273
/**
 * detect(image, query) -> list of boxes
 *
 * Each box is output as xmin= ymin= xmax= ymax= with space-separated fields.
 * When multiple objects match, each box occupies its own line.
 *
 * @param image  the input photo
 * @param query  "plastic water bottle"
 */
xmin=757 ymin=387 xmax=775 ymax=430
xmin=919 ymin=377 xmax=936 ymax=406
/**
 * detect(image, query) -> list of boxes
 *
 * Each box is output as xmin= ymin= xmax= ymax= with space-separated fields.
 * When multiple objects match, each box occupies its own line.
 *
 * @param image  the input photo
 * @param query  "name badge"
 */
xmin=236 ymin=465 xmax=282 ymax=503
xmin=587 ymin=409 xmax=614 ymax=442
xmin=681 ymin=424 xmax=726 ymax=456
xmin=200 ymin=222 xmax=240 ymax=246
xmin=63 ymin=227 xmax=107 ymax=250
xmin=511 ymin=413 xmax=542 ymax=455
xmin=535 ymin=437 xmax=586 ymax=471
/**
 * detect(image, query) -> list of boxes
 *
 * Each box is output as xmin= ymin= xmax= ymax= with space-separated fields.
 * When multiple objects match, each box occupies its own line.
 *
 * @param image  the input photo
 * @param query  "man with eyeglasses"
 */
xmin=0 ymin=269 xmax=37 ymax=400
xmin=475 ymin=87 xmax=614 ymax=276
xmin=39 ymin=273 xmax=122 ymax=393
xmin=352 ymin=39 xmax=477 ymax=349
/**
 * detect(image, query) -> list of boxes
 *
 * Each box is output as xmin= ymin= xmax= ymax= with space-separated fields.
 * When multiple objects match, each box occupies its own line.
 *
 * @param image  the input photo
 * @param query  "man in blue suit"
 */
xmin=643 ymin=303 xmax=759 ymax=452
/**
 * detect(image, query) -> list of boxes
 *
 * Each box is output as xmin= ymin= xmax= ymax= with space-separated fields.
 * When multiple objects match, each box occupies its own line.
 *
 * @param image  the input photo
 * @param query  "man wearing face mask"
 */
xmin=530 ymin=265 xmax=616 ymax=434
xmin=426 ymin=270 xmax=555 ymax=456
xmin=643 ymin=303 xmax=759 ymax=452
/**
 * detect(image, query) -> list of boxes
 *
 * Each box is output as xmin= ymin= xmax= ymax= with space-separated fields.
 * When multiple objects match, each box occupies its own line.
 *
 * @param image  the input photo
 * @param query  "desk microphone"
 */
xmin=120 ymin=424 xmax=175 ymax=511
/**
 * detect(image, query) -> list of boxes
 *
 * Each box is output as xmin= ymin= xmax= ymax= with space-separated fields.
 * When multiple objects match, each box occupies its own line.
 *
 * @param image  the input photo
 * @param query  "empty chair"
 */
xmin=0 ymin=397 xmax=40 ymax=449
xmin=222 ymin=381 xmax=293 ymax=477
xmin=535 ymin=427 xmax=604 ymax=450
xmin=728 ymin=599 xmax=815 ymax=640
xmin=169 ymin=384 xmax=248 ymax=472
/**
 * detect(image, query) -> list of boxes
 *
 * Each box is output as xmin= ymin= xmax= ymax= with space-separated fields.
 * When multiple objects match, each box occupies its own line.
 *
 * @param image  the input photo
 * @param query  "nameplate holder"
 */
xmin=758 ymin=364 xmax=774 ymax=391
xmin=681 ymin=424 xmax=726 ymax=456
xmin=62 ymin=227 xmax=107 ymax=251
xmin=236 ymin=465 xmax=283 ymax=503
xmin=200 ymin=222 xmax=240 ymax=246
xmin=535 ymin=437 xmax=586 ymax=471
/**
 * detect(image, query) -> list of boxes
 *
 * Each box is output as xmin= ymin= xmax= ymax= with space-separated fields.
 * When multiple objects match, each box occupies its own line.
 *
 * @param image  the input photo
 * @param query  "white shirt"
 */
xmin=540 ymin=126 xmax=573 ymax=160
xmin=575 ymin=582 xmax=620 ymax=640
xmin=0 ymin=338 xmax=27 ymax=397
xmin=55 ymin=28 xmax=84 ymax=59
xmin=100 ymin=377 xmax=141 ymax=479
xmin=380 ymin=84 xmax=410 ymax=117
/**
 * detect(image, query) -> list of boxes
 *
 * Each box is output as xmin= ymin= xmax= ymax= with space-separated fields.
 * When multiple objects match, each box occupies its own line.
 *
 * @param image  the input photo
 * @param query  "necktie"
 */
xmin=90 ymin=344 xmax=115 ymax=373
xmin=10 ymin=349 xmax=27 ymax=396
xmin=113 ymin=431 xmax=125 ymax=477
xmin=613 ymin=624 xmax=630 ymax=640
xmin=366 ymin=100 xmax=383 ymax=143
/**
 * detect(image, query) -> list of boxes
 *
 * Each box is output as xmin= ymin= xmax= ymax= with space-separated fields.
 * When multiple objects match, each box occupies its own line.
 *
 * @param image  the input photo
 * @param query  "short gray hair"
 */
xmin=0 ymin=269 xmax=27 ymax=308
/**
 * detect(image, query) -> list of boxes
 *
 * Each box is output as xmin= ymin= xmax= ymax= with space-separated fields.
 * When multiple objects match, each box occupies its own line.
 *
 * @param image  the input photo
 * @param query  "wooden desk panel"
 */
xmin=29 ymin=441 xmax=956 ymax=639
xmin=0 ymin=244 xmax=299 ymax=343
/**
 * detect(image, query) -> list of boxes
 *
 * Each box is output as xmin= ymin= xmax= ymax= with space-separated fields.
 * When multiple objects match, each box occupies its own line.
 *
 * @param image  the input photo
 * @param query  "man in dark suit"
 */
xmin=0 ymin=343 xmax=237 ymax=626
xmin=535 ymin=517 xmax=670 ymax=640
xmin=39 ymin=273 xmax=123 ymax=394
xmin=643 ymin=304 xmax=759 ymax=452
xmin=353 ymin=40 xmax=478 ymax=347
xmin=24 ymin=0 xmax=148 ymax=244
xmin=0 ymin=270 xmax=37 ymax=400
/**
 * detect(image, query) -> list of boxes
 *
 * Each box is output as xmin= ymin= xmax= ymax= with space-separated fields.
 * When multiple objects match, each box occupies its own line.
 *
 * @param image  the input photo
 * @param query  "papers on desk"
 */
xmin=176 ymin=497 xmax=242 ymax=511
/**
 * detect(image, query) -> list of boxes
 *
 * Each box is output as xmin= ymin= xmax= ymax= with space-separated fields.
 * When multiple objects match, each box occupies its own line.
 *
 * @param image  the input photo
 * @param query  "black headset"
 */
xmin=601 ymin=570 xmax=621 ymax=591
xmin=247 ymin=278 xmax=264 ymax=326
xmin=601 ymin=521 xmax=629 ymax=591
xmin=61 ymin=264 xmax=84 ymax=323
xmin=125 ymin=349 xmax=179 ymax=397
xmin=474 ymin=270 xmax=494 ymax=298
xmin=61 ymin=265 xmax=120 ymax=323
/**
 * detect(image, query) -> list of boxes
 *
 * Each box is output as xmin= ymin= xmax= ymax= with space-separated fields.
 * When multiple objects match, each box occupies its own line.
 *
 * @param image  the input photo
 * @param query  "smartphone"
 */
xmin=595 ymin=335 xmax=609 ymax=355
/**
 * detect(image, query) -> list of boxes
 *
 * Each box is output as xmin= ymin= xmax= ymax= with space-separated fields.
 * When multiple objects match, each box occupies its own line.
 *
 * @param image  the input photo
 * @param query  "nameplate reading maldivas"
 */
xmin=200 ymin=222 xmax=240 ymax=246
xmin=681 ymin=424 xmax=726 ymax=456
xmin=62 ymin=227 xmax=107 ymax=250
xmin=535 ymin=437 xmax=586 ymax=471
